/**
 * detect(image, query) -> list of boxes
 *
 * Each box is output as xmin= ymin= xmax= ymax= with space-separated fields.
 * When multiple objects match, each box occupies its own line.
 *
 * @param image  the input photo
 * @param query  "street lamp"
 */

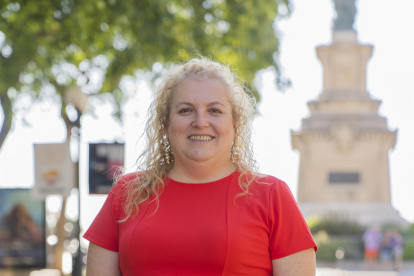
xmin=64 ymin=87 xmax=88 ymax=276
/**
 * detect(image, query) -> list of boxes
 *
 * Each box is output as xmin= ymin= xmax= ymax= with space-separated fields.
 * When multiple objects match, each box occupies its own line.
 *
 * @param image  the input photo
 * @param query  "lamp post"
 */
xmin=64 ymin=87 xmax=88 ymax=276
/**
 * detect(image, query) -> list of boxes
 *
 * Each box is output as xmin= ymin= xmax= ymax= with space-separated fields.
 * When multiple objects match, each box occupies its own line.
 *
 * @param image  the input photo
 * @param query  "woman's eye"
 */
xmin=178 ymin=108 xmax=191 ymax=113
xmin=210 ymin=108 xmax=222 ymax=114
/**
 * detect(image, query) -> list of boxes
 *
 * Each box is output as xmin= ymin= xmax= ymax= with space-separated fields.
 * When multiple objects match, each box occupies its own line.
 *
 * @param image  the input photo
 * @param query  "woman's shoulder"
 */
xmin=116 ymin=172 xmax=140 ymax=184
xmin=249 ymin=174 xmax=293 ymax=198
xmin=109 ymin=172 xmax=141 ymax=200
xmin=232 ymin=172 xmax=297 ymax=213
xmin=254 ymin=173 xmax=285 ymax=184
xmin=234 ymin=170 xmax=291 ymax=197
xmin=111 ymin=172 xmax=138 ymax=189
xmin=103 ymin=172 xmax=141 ymax=215
xmin=251 ymin=172 xmax=288 ymax=190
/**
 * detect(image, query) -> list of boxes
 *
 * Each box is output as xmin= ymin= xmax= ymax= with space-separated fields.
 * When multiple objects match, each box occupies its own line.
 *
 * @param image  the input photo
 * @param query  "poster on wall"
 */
xmin=0 ymin=189 xmax=46 ymax=268
xmin=32 ymin=143 xmax=75 ymax=200
xmin=89 ymin=143 xmax=125 ymax=194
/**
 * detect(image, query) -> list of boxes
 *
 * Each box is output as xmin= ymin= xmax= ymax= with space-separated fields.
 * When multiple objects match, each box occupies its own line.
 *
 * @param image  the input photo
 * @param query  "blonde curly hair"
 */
xmin=120 ymin=57 xmax=259 ymax=221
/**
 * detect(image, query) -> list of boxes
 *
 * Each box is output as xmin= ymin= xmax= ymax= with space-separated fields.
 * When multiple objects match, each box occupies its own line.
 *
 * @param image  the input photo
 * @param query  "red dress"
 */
xmin=84 ymin=171 xmax=316 ymax=275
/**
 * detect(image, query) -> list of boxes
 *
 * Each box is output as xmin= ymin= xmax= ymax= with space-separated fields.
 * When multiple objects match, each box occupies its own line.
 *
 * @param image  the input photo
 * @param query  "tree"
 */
xmin=0 ymin=0 xmax=290 ymax=151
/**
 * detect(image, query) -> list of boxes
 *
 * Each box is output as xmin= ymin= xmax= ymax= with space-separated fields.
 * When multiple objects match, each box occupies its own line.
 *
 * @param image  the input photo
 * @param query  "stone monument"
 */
xmin=332 ymin=0 xmax=357 ymax=31
xmin=291 ymin=0 xmax=408 ymax=227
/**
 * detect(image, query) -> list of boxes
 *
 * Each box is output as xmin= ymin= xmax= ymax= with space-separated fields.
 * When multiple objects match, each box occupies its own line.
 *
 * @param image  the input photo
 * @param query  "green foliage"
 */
xmin=407 ymin=223 xmax=414 ymax=235
xmin=308 ymin=216 xmax=366 ymax=236
xmin=0 ymin=0 xmax=291 ymax=98
xmin=309 ymin=219 xmax=414 ymax=262
xmin=0 ymin=0 xmax=291 ymax=149
xmin=381 ymin=222 xmax=409 ymax=234
xmin=308 ymin=216 xmax=366 ymax=262
xmin=315 ymin=240 xmax=346 ymax=262
xmin=318 ymin=242 xmax=364 ymax=262
xmin=403 ymin=238 xmax=414 ymax=260
xmin=313 ymin=232 xmax=363 ymax=262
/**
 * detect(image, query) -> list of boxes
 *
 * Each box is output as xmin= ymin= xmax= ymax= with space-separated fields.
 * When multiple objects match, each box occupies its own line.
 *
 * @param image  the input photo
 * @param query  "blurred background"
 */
xmin=0 ymin=0 xmax=413 ymax=275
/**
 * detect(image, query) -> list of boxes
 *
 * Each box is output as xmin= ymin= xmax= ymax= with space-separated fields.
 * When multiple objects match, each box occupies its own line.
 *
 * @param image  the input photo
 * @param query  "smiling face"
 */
xmin=167 ymin=78 xmax=235 ymax=167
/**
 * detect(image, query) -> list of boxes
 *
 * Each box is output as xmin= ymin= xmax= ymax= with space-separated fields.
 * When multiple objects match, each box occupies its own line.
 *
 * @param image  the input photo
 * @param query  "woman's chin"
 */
xmin=188 ymin=155 xmax=213 ymax=163
xmin=184 ymin=152 xmax=217 ymax=163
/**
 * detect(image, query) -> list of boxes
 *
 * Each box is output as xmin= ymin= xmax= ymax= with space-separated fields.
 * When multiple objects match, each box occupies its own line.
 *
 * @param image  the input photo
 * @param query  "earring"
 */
xmin=230 ymin=142 xmax=241 ymax=165
xmin=163 ymin=138 xmax=173 ymax=164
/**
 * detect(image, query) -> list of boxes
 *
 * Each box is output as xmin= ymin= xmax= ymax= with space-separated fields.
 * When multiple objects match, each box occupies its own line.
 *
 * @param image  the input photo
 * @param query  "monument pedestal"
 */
xmin=291 ymin=25 xmax=408 ymax=227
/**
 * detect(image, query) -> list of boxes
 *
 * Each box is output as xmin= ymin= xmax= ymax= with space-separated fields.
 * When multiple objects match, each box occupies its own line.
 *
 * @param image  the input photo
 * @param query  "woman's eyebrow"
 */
xmin=175 ymin=101 xmax=225 ymax=108
xmin=175 ymin=102 xmax=193 ymax=108
xmin=207 ymin=101 xmax=225 ymax=107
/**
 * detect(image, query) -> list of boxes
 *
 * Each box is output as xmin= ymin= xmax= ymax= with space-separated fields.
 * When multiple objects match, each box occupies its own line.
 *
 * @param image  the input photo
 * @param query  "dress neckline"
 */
xmin=167 ymin=170 xmax=237 ymax=186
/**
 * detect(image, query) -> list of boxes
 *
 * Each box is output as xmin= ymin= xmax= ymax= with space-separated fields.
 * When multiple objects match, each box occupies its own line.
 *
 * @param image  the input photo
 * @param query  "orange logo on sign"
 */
xmin=42 ymin=170 xmax=60 ymax=186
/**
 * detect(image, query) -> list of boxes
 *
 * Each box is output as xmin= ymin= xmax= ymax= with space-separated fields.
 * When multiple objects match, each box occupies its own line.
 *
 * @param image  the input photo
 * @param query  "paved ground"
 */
xmin=316 ymin=269 xmax=396 ymax=275
xmin=317 ymin=261 xmax=414 ymax=276
xmin=398 ymin=270 xmax=414 ymax=276
xmin=317 ymin=268 xmax=414 ymax=276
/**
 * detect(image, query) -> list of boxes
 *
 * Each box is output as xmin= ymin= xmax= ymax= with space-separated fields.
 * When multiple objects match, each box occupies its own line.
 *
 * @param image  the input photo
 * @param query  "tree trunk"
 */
xmin=53 ymin=108 xmax=77 ymax=273
xmin=0 ymin=94 xmax=13 ymax=152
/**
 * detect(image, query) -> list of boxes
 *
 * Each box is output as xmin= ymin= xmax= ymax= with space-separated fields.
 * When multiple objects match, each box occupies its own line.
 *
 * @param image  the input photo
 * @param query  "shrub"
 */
xmin=313 ymin=231 xmax=363 ymax=262
xmin=403 ymin=239 xmax=414 ymax=260
xmin=407 ymin=223 xmax=414 ymax=235
xmin=308 ymin=215 xmax=365 ymax=236
xmin=315 ymin=240 xmax=343 ymax=262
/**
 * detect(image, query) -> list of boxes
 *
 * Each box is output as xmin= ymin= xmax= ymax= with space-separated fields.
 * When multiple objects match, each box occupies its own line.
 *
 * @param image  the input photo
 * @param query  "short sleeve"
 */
xmin=268 ymin=180 xmax=317 ymax=259
xmin=83 ymin=179 xmax=124 ymax=252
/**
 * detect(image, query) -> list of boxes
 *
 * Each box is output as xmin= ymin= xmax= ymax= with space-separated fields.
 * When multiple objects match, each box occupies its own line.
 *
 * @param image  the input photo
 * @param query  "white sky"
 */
xmin=0 ymin=0 xmax=413 ymax=237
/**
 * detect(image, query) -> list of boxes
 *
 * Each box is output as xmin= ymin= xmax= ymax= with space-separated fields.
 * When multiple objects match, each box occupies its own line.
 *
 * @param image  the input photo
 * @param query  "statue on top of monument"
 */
xmin=333 ymin=0 xmax=357 ymax=31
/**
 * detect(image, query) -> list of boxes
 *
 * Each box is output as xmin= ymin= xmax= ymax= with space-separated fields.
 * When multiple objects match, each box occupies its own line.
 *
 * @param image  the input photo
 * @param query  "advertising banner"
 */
xmin=0 ymin=189 xmax=46 ymax=268
xmin=89 ymin=143 xmax=124 ymax=194
xmin=32 ymin=143 xmax=75 ymax=199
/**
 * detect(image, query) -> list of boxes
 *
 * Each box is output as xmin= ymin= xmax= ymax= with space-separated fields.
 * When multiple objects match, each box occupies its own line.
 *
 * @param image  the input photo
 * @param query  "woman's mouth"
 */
xmin=188 ymin=135 xmax=214 ymax=141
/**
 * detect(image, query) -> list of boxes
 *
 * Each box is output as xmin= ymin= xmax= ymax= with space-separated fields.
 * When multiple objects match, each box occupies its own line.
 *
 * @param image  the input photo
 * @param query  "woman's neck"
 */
xmin=167 ymin=160 xmax=236 ymax=184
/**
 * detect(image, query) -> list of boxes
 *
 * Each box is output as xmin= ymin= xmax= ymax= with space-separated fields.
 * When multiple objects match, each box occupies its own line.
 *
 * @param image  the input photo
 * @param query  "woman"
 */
xmin=84 ymin=57 xmax=317 ymax=275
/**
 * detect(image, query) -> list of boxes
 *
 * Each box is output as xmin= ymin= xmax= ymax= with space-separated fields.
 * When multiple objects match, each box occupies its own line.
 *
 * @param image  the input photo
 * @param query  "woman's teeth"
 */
xmin=189 ymin=135 xmax=213 ymax=141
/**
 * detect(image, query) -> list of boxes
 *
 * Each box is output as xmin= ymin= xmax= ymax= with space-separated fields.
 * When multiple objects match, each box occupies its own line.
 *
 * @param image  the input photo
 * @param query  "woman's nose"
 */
xmin=191 ymin=112 xmax=209 ymax=128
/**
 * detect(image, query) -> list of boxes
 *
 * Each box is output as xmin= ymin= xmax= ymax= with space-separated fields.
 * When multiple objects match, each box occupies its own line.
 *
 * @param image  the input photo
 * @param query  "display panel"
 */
xmin=0 ymin=189 xmax=46 ymax=268
xmin=89 ymin=143 xmax=124 ymax=194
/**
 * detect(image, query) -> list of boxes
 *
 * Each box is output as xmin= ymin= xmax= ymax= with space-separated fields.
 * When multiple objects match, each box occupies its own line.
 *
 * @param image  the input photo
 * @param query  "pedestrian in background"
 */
xmin=363 ymin=226 xmax=382 ymax=269
xmin=380 ymin=230 xmax=394 ymax=270
xmin=390 ymin=230 xmax=404 ymax=271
